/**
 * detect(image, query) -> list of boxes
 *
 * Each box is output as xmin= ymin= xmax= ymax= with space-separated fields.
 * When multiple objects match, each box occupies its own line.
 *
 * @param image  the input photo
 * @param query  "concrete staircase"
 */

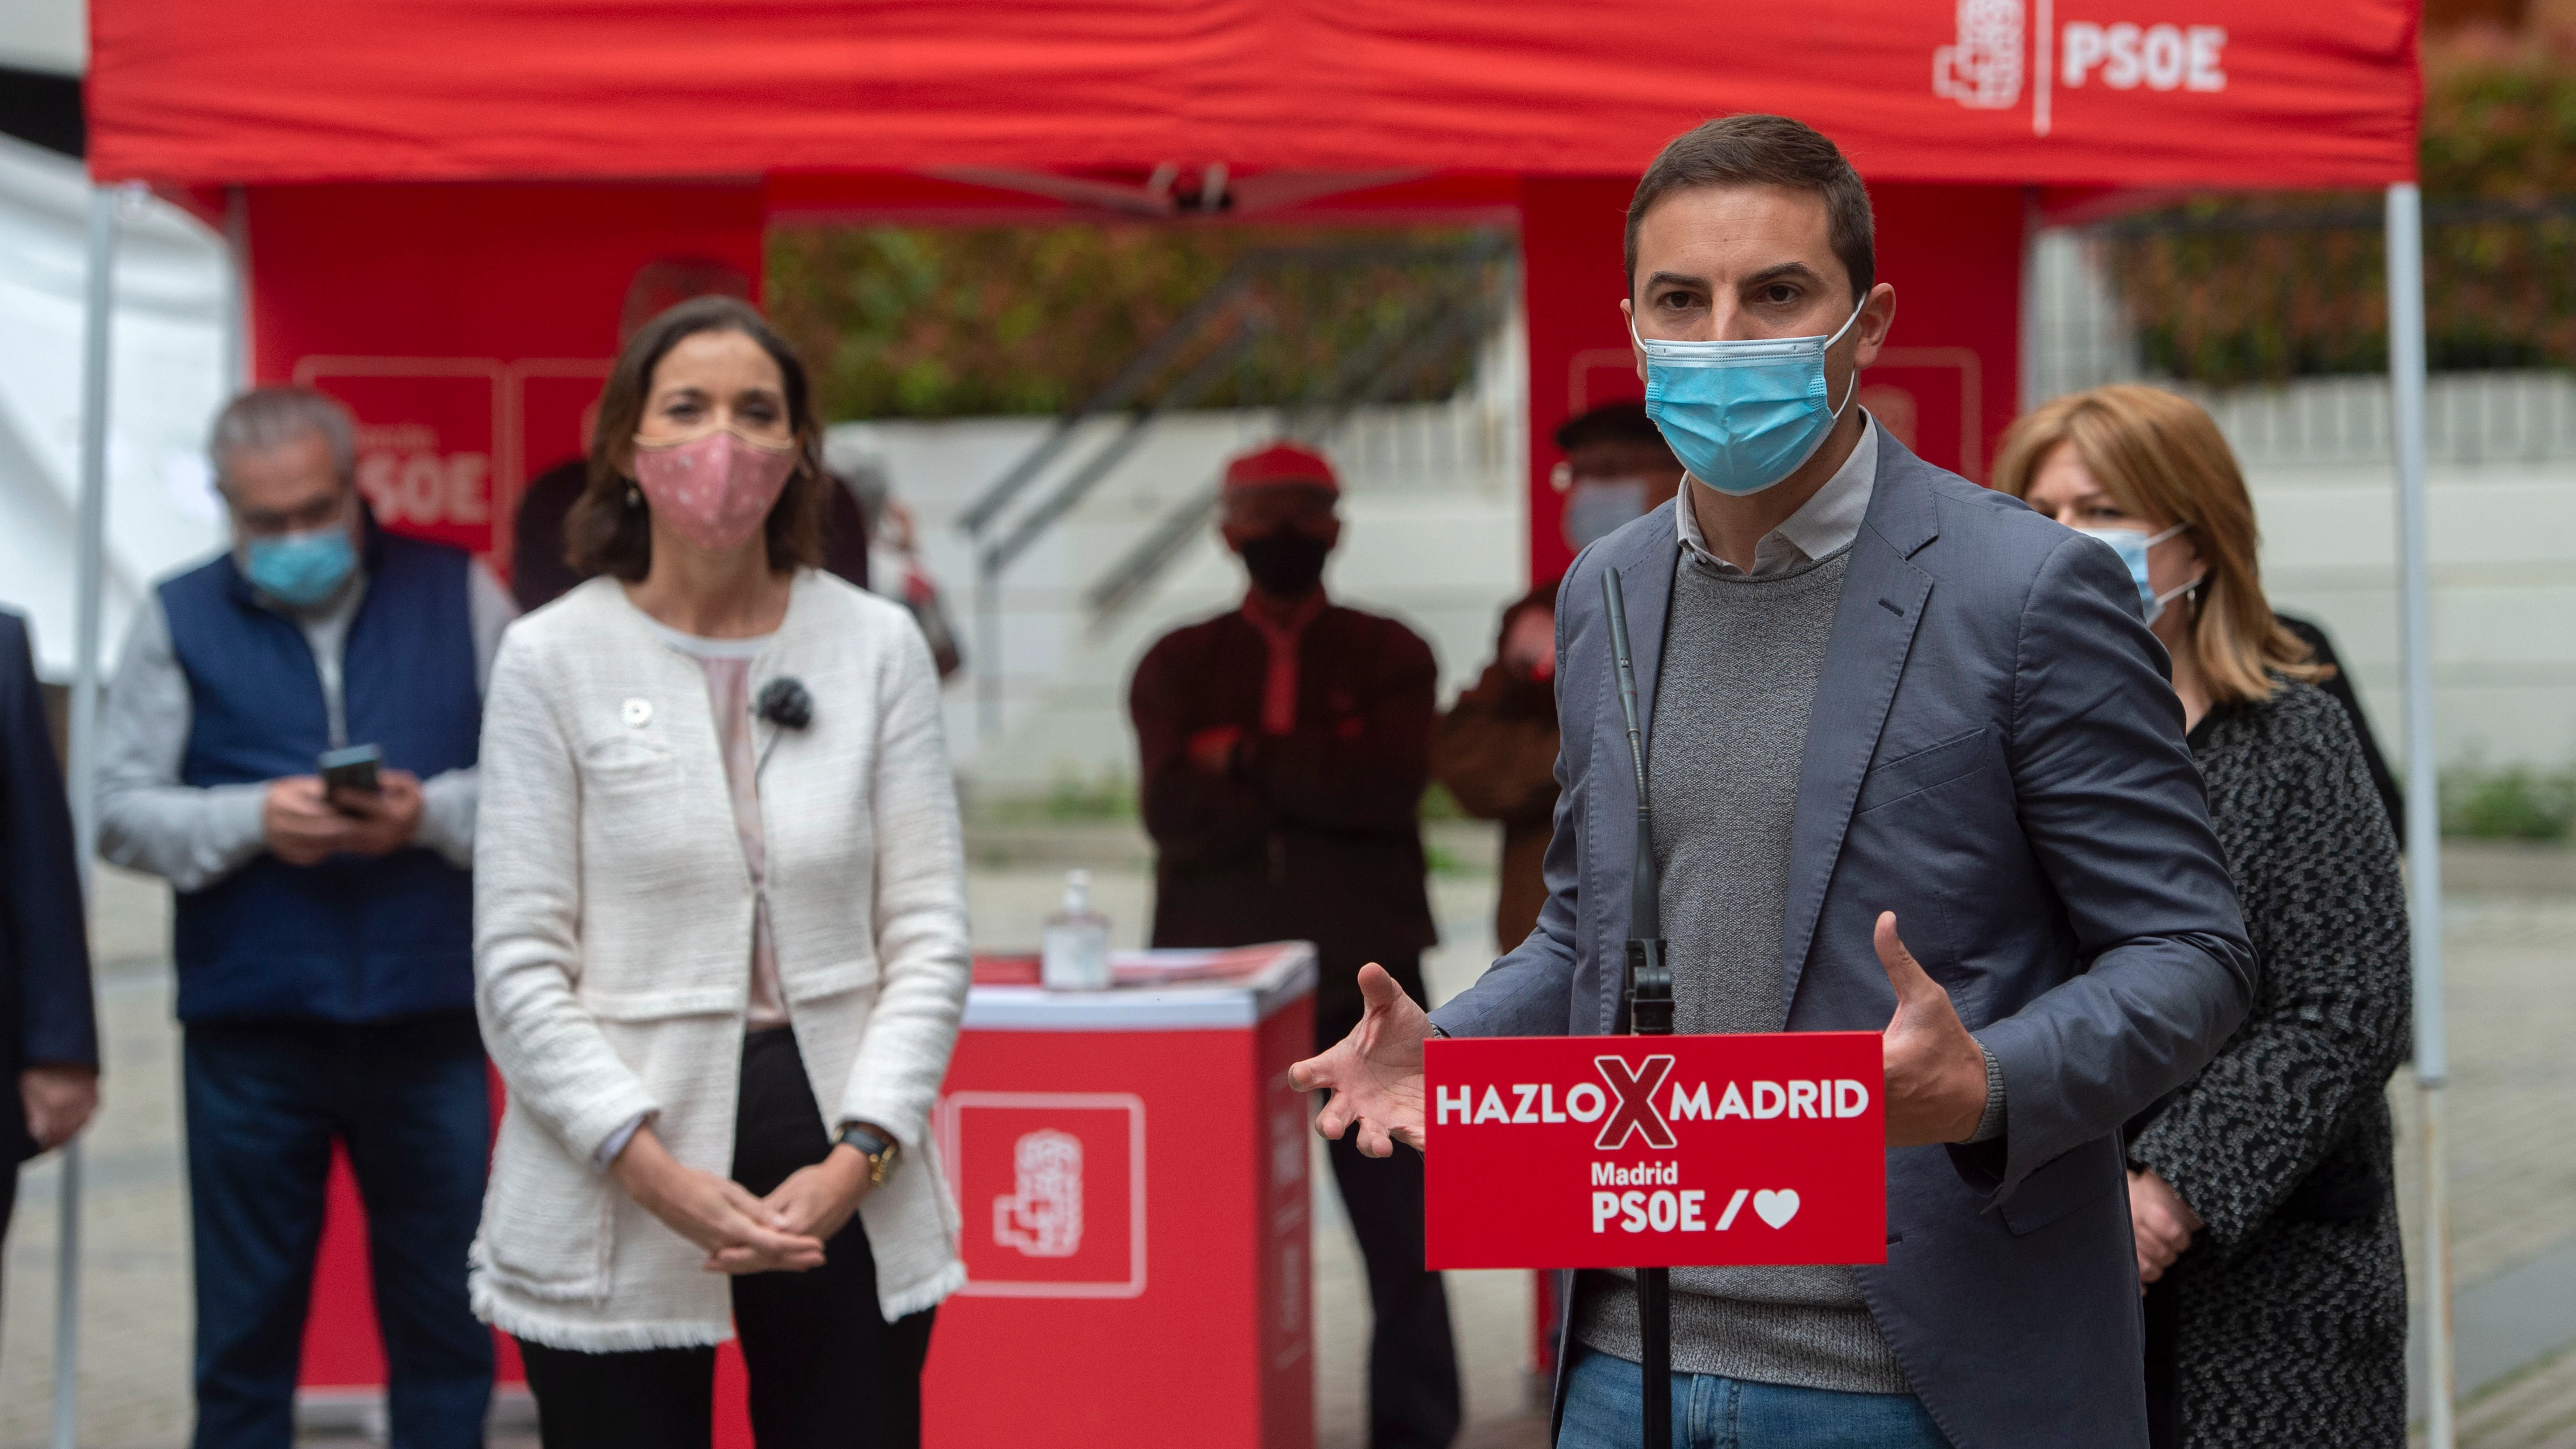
xmin=829 ymin=323 xmax=1531 ymax=798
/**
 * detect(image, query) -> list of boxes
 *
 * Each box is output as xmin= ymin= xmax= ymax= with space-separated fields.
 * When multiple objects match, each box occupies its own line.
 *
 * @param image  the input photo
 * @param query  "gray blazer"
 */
xmin=1428 ymin=435 xmax=2257 ymax=1449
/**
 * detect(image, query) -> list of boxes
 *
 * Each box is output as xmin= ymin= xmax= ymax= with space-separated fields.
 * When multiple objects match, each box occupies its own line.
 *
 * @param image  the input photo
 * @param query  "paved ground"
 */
xmin=4 ymin=837 xmax=2571 ymax=1448
xmin=2450 ymin=1344 xmax=2576 ymax=1449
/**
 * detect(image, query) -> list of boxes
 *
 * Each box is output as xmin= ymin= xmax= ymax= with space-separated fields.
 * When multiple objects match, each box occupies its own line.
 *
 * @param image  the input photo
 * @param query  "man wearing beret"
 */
xmin=1129 ymin=442 xmax=1459 ymax=1448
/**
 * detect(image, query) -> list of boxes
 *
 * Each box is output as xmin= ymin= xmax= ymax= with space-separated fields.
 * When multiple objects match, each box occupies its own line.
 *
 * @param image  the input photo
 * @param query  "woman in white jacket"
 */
xmin=472 ymin=295 xmax=969 ymax=1449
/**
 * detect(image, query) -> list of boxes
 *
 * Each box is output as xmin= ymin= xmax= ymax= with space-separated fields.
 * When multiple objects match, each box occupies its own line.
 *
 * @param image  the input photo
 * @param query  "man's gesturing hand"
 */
xmin=1288 ymin=963 xmax=1430 ymax=1157
xmin=1876 ymin=912 xmax=1992 ymax=1147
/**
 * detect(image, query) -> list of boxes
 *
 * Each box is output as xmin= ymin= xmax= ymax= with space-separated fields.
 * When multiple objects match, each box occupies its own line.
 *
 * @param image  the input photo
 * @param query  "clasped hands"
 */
xmin=2128 ymin=1167 xmax=2201 ymax=1286
xmin=1288 ymin=911 xmax=1991 ymax=1155
xmin=611 ymin=1126 xmax=879 ymax=1275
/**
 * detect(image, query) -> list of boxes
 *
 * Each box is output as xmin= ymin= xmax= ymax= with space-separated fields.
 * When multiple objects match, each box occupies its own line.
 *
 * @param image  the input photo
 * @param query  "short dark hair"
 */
xmin=566 ymin=295 xmax=826 ymax=583
xmin=1553 ymin=402 xmax=1668 ymax=455
xmin=1624 ymin=114 xmax=1875 ymax=304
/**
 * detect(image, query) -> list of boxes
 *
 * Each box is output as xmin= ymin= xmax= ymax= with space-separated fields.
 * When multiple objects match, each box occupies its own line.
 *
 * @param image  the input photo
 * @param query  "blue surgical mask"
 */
xmin=242 ymin=525 xmax=357 ymax=607
xmin=2073 ymin=523 xmax=2199 ymax=625
xmin=1562 ymin=477 xmax=1650 ymax=549
xmin=1634 ymin=305 xmax=1863 ymax=496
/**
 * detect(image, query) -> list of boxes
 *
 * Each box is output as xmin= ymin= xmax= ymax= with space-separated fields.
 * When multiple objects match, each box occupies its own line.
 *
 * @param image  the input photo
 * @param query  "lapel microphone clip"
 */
xmin=754 ymin=676 xmax=813 ymax=779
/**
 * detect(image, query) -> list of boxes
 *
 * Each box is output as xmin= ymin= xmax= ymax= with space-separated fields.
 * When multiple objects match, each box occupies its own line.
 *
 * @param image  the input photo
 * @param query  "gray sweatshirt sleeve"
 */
xmin=96 ymin=594 xmax=270 ymax=893
xmin=412 ymin=560 xmax=521 ymax=868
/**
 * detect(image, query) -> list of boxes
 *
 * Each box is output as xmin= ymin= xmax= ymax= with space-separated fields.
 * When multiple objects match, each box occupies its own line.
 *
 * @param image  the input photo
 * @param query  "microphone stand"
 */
xmin=1602 ymin=570 xmax=1673 ymax=1449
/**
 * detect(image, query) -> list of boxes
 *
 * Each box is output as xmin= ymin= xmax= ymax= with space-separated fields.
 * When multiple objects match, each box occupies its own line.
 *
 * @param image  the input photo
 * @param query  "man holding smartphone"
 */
xmin=98 ymin=386 xmax=516 ymax=1449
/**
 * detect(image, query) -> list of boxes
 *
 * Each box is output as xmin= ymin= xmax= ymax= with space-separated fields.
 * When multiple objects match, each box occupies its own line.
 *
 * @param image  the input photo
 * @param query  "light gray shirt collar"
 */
xmin=1675 ymin=414 xmax=1878 ymax=578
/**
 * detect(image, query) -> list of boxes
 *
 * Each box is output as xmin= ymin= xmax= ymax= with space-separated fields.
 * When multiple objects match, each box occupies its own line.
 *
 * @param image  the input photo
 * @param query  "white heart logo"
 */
xmin=1753 ymin=1189 xmax=1801 ymax=1229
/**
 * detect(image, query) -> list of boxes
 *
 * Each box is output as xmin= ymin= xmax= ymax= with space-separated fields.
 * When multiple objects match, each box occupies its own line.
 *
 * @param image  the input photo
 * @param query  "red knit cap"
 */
xmin=1223 ymin=442 xmax=1340 ymax=495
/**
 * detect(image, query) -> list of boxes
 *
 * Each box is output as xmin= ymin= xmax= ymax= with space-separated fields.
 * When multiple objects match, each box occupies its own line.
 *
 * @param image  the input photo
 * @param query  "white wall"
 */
xmin=2253 ymin=460 xmax=2576 ymax=768
xmin=2034 ymin=229 xmax=2576 ymax=770
xmin=0 ymin=0 xmax=82 ymax=74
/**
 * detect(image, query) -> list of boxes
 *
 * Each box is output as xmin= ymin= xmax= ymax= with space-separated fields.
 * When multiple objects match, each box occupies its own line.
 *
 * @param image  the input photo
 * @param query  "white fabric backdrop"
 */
xmin=0 ymin=132 xmax=228 ymax=677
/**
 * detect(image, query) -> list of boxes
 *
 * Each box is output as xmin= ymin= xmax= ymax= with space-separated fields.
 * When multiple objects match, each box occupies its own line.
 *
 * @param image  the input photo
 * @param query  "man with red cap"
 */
xmin=1128 ymin=442 xmax=1459 ymax=1448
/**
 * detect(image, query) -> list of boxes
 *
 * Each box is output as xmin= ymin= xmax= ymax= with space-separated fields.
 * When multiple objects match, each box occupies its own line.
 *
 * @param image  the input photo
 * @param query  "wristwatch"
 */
xmin=837 ymin=1123 xmax=900 ymax=1186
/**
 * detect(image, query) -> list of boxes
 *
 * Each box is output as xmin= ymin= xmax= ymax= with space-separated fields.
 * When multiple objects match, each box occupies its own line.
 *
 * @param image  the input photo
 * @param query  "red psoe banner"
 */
xmin=1423 ymin=1033 xmax=1885 ymax=1272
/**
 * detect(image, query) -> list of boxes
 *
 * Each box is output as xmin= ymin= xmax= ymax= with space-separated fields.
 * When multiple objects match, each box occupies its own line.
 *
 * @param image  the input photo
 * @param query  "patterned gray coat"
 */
xmin=2130 ymin=679 xmax=2411 ymax=1448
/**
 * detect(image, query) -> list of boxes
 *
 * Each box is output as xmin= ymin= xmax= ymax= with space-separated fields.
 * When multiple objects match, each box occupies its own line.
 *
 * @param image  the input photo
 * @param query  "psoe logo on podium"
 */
xmin=939 ymin=1092 xmax=1146 ymax=1298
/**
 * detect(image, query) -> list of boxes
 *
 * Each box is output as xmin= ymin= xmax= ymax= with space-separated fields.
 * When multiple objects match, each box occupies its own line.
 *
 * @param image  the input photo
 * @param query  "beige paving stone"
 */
xmin=2390 ymin=899 xmax=2576 ymax=1321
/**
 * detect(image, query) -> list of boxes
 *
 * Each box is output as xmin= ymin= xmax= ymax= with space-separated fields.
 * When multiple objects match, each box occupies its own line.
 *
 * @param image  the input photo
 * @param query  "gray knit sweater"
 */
xmin=1572 ymin=543 xmax=1913 ymax=1393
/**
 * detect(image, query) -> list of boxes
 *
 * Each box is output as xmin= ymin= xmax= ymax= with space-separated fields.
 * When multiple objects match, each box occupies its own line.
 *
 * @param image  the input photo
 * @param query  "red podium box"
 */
xmin=923 ymin=943 xmax=1317 ymax=1449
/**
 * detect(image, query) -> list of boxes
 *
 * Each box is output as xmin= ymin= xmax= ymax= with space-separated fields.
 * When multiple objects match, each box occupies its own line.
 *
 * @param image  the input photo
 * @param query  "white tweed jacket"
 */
xmin=469 ymin=571 xmax=969 ymax=1351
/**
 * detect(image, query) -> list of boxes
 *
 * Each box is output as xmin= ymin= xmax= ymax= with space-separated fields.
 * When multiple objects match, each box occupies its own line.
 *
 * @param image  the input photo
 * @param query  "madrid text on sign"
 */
xmin=1421 ymin=1033 xmax=1886 ymax=1272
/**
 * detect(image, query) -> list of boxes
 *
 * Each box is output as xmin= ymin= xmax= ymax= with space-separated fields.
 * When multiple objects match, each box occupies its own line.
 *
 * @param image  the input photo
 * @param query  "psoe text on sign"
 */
xmin=1421 ymin=1032 xmax=1885 ymax=1272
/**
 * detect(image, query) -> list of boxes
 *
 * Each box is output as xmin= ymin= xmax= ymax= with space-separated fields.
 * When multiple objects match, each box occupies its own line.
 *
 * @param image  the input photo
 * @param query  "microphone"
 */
xmin=756 ymin=677 xmax=814 ymax=731
xmin=754 ymin=676 xmax=813 ymax=779
xmin=1601 ymin=568 xmax=1673 ymax=1449
xmin=1601 ymin=572 xmax=1672 ymax=1036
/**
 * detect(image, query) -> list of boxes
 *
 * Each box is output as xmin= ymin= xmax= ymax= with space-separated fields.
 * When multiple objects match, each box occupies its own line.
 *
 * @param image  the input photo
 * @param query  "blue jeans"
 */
xmin=184 ymin=1012 xmax=493 ymax=1449
xmin=1559 ymin=1347 xmax=1954 ymax=1449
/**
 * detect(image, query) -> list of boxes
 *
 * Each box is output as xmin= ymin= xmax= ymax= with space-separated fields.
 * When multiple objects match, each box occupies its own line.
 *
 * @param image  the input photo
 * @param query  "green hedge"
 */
xmin=2104 ymin=30 xmax=2576 ymax=384
xmin=766 ymin=224 xmax=1506 ymax=421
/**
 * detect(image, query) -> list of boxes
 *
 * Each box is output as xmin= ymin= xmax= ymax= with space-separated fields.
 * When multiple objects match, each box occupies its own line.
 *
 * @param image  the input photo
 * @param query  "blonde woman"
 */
xmin=471 ymin=296 xmax=967 ymax=1449
xmin=1995 ymin=384 xmax=2408 ymax=1449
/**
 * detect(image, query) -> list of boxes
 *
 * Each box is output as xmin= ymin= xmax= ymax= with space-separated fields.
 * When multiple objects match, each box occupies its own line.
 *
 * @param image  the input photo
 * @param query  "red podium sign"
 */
xmin=1423 ymin=1033 xmax=1886 ymax=1270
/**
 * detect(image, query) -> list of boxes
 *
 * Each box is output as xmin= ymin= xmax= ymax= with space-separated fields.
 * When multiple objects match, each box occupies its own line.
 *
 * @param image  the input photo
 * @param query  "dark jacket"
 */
xmin=0 ymin=611 xmax=99 ymax=1165
xmin=1430 ymin=435 xmax=2257 ymax=1449
xmin=2131 ymin=681 xmax=2410 ymax=1449
xmin=160 ymin=530 xmax=481 ymax=1022
xmin=1130 ymin=598 xmax=1438 ymax=1030
xmin=2274 ymin=613 xmax=2404 ymax=840
xmin=1430 ymin=660 xmax=1558 ymax=954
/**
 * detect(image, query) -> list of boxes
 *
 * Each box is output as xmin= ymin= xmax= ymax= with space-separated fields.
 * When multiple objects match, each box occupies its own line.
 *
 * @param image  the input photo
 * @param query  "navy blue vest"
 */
xmin=163 ymin=526 xmax=482 ymax=1022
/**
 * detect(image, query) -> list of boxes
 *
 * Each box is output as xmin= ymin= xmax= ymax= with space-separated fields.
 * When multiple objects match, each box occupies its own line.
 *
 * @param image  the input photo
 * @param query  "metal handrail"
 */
xmin=982 ymin=321 xmax=1267 ymax=576
xmin=953 ymin=258 xmax=1262 ymax=537
xmin=1081 ymin=286 xmax=1504 ymax=625
xmin=957 ymin=237 xmax=1505 ymax=541
xmin=963 ymin=235 xmax=1508 ymax=738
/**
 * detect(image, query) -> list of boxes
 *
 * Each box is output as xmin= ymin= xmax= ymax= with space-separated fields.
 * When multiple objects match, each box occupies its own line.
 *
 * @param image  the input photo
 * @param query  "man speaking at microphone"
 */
xmin=1291 ymin=115 xmax=2254 ymax=1449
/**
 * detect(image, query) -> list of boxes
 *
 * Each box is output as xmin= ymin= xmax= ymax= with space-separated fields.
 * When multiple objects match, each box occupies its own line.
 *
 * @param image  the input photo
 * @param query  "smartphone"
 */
xmin=318 ymin=744 xmax=384 ymax=813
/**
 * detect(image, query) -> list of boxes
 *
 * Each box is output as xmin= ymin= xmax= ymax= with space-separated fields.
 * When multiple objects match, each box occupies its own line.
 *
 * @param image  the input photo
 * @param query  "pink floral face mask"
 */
xmin=631 ymin=426 xmax=798 ymax=555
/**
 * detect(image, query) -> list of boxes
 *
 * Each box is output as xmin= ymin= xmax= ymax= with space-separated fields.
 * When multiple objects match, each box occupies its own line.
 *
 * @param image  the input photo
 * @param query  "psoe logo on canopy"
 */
xmin=1932 ymin=0 xmax=2230 ymax=136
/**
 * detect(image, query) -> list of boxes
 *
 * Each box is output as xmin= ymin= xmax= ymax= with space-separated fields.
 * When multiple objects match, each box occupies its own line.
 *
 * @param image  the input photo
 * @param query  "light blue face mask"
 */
xmin=1562 ymin=477 xmax=1650 ymax=549
xmin=242 ymin=525 xmax=357 ymax=607
xmin=1634 ymin=304 xmax=1863 ymax=496
xmin=2073 ymin=523 xmax=2200 ymax=625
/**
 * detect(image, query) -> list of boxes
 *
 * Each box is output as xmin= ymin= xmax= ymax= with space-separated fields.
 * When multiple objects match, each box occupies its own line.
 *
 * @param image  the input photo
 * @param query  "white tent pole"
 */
xmin=221 ymin=185 xmax=249 ymax=398
xmin=2385 ymin=179 xmax=2452 ymax=1449
xmin=56 ymin=181 xmax=123 ymax=1449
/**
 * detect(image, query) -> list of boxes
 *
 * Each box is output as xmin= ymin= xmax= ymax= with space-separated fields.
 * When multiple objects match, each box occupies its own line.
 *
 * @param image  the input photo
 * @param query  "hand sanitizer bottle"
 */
xmin=1041 ymin=869 xmax=1112 ymax=991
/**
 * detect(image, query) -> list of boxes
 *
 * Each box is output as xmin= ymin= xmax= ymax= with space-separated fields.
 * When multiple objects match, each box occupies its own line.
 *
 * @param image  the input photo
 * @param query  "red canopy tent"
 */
xmin=62 ymin=1 xmax=2444 ymax=1445
xmin=81 ymin=0 xmax=2422 ymax=583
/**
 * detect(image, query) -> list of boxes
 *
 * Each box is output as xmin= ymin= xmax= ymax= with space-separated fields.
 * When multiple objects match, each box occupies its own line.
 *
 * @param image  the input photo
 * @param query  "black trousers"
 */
xmin=1322 ymin=986 xmax=1462 ymax=1449
xmin=518 ymin=1028 xmax=935 ymax=1449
